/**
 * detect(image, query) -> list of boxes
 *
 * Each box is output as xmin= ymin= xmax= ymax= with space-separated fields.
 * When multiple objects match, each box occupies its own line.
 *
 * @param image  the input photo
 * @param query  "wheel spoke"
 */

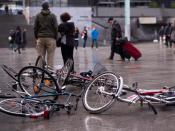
xmin=0 ymin=98 xmax=48 ymax=117
xmin=83 ymin=72 xmax=121 ymax=113
xmin=18 ymin=66 xmax=59 ymax=100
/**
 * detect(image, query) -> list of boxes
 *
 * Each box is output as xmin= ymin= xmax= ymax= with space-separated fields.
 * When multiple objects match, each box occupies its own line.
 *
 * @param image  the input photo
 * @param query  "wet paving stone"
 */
xmin=0 ymin=43 xmax=175 ymax=131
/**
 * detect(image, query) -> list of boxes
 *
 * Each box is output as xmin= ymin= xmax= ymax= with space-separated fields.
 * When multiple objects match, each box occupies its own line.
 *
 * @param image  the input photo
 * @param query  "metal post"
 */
xmin=124 ymin=0 xmax=131 ymax=40
xmin=22 ymin=0 xmax=25 ymax=8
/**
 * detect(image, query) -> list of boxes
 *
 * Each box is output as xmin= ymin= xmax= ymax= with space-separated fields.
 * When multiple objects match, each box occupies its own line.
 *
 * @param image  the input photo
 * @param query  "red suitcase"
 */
xmin=123 ymin=42 xmax=142 ymax=60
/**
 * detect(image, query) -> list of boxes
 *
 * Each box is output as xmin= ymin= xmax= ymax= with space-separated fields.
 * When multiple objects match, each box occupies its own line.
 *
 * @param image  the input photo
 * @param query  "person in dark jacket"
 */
xmin=108 ymin=17 xmax=125 ymax=60
xmin=58 ymin=12 xmax=75 ymax=72
xmin=82 ymin=26 xmax=88 ymax=48
xmin=4 ymin=5 xmax=9 ymax=14
xmin=164 ymin=23 xmax=173 ymax=47
xmin=34 ymin=1 xmax=58 ymax=68
xmin=74 ymin=27 xmax=80 ymax=50
xmin=22 ymin=28 xmax=27 ymax=50
xmin=158 ymin=25 xmax=165 ymax=43
xmin=170 ymin=26 xmax=175 ymax=46
xmin=14 ymin=26 xmax=22 ymax=54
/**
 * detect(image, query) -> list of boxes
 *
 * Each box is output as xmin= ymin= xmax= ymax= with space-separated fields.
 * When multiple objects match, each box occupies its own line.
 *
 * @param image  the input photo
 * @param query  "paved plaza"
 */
xmin=1 ymin=42 xmax=175 ymax=131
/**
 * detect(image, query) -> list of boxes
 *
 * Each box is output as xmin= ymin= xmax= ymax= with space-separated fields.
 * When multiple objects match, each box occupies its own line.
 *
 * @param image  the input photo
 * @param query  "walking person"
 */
xmin=164 ymin=22 xmax=173 ymax=48
xmin=170 ymin=26 xmax=175 ymax=47
xmin=4 ymin=5 xmax=9 ymax=14
xmin=158 ymin=25 xmax=165 ymax=44
xmin=58 ymin=12 xmax=75 ymax=72
xmin=91 ymin=26 xmax=99 ymax=49
xmin=82 ymin=27 xmax=88 ymax=48
xmin=108 ymin=17 xmax=125 ymax=60
xmin=14 ymin=26 xmax=22 ymax=54
xmin=22 ymin=28 xmax=27 ymax=50
xmin=74 ymin=27 xmax=80 ymax=50
xmin=34 ymin=1 xmax=58 ymax=68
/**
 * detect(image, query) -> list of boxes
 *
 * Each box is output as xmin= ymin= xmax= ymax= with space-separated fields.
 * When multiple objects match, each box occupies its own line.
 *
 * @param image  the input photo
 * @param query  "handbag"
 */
xmin=56 ymin=37 xmax=62 ymax=47
xmin=56 ymin=32 xmax=63 ymax=47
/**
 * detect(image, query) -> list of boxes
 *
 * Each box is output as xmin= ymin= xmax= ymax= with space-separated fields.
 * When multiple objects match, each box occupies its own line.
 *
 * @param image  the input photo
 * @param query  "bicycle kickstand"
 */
xmin=74 ymin=97 xmax=80 ymax=111
xmin=147 ymin=102 xmax=158 ymax=115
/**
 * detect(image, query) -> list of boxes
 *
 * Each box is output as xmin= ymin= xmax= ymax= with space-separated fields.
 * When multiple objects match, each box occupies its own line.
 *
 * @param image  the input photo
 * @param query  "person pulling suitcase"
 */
xmin=108 ymin=17 xmax=125 ymax=61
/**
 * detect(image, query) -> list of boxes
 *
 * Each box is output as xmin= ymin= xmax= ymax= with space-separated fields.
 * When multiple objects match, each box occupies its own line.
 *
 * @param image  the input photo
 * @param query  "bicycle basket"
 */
xmin=92 ymin=63 xmax=107 ymax=77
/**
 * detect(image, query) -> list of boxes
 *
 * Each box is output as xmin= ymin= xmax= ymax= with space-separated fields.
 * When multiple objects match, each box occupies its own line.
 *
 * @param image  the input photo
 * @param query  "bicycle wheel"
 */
xmin=18 ymin=66 xmax=60 ymax=100
xmin=83 ymin=72 xmax=122 ymax=114
xmin=1 ymin=65 xmax=18 ymax=81
xmin=157 ymin=86 xmax=175 ymax=102
xmin=0 ymin=98 xmax=49 ymax=118
xmin=57 ymin=59 xmax=73 ymax=86
xmin=168 ymin=86 xmax=175 ymax=92
xmin=35 ymin=56 xmax=46 ymax=68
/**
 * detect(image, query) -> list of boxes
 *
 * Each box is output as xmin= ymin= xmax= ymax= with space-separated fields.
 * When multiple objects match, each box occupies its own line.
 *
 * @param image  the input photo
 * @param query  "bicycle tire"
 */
xmin=1 ymin=65 xmax=18 ymax=81
xmin=0 ymin=98 xmax=49 ymax=118
xmin=168 ymin=86 xmax=175 ymax=92
xmin=35 ymin=55 xmax=46 ymax=68
xmin=0 ymin=93 xmax=16 ymax=98
xmin=57 ymin=59 xmax=73 ymax=86
xmin=18 ymin=66 xmax=60 ymax=100
xmin=83 ymin=72 xmax=122 ymax=114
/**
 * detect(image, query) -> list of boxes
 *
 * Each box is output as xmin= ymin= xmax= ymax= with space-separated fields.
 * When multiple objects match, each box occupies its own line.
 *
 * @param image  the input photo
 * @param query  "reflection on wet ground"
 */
xmin=1 ymin=42 xmax=175 ymax=131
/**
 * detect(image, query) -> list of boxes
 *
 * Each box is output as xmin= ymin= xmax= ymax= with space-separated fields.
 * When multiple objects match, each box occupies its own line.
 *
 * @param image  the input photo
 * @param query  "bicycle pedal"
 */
xmin=12 ymin=83 xmax=18 ymax=90
xmin=65 ymin=104 xmax=73 ymax=110
xmin=61 ymin=85 xmax=66 ymax=90
xmin=65 ymin=105 xmax=73 ymax=114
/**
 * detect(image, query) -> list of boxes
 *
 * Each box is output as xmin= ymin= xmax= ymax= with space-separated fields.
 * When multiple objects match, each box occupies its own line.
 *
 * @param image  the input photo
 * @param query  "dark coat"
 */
xmin=15 ymin=30 xmax=22 ymax=45
xmin=58 ymin=22 xmax=75 ymax=47
xmin=111 ymin=20 xmax=122 ymax=41
xmin=34 ymin=9 xmax=58 ymax=39
xmin=164 ymin=24 xmax=173 ymax=36
xmin=22 ymin=31 xmax=27 ymax=44
xmin=74 ymin=29 xmax=79 ymax=39
xmin=158 ymin=27 xmax=164 ymax=37
xmin=82 ymin=29 xmax=88 ymax=40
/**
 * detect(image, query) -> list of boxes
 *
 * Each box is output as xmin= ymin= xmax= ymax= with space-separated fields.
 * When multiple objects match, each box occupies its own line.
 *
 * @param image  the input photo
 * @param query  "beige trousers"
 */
xmin=36 ymin=37 xmax=56 ymax=68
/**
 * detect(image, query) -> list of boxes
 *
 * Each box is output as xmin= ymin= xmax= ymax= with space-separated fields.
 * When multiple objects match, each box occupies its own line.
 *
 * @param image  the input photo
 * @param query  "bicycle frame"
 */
xmin=0 ymin=81 xmax=82 ymax=119
xmin=94 ymin=75 xmax=175 ymax=115
xmin=0 ymin=59 xmax=110 ymax=118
